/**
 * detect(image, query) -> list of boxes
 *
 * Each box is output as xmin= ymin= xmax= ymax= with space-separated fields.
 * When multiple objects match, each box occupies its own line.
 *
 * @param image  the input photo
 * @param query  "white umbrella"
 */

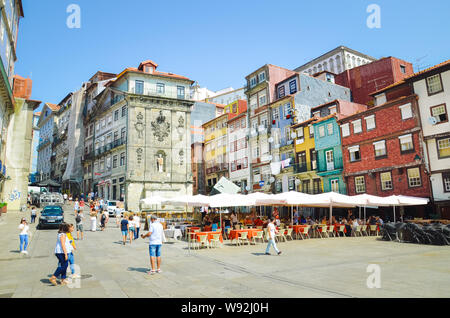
xmin=209 ymin=193 xmax=254 ymax=208
xmin=140 ymin=196 xmax=167 ymax=205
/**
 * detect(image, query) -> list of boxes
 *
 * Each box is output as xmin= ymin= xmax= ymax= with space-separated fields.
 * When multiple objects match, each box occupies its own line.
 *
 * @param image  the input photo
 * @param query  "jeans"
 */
xmin=31 ymin=215 xmax=36 ymax=223
xmin=19 ymin=234 xmax=28 ymax=252
xmin=135 ymin=227 xmax=140 ymax=239
xmin=54 ymin=254 xmax=69 ymax=279
xmin=265 ymin=238 xmax=280 ymax=254
xmin=68 ymin=252 xmax=75 ymax=274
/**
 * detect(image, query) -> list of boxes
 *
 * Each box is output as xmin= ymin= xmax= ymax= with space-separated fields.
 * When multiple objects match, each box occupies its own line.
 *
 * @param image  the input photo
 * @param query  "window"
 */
xmin=302 ymin=180 xmax=310 ymax=194
xmin=365 ymin=115 xmax=376 ymax=130
xmin=297 ymin=151 xmax=307 ymax=171
xmin=330 ymin=179 xmax=339 ymax=193
xmin=437 ymin=137 xmax=450 ymax=158
xmin=400 ymin=65 xmax=406 ymax=74
xmin=310 ymin=149 xmax=317 ymax=170
xmin=341 ymin=123 xmax=350 ymax=137
xmin=122 ymin=106 xmax=127 ymax=117
xmin=313 ymin=179 xmax=322 ymax=194
xmin=259 ymin=94 xmax=266 ymax=106
xmin=177 ymin=86 xmax=185 ymax=98
xmin=289 ymin=80 xmax=297 ymax=94
xmin=258 ymin=72 xmax=266 ymax=82
xmin=278 ymin=86 xmax=285 ymax=99
xmin=373 ymin=140 xmax=387 ymax=158
xmin=157 ymin=83 xmax=165 ymax=94
xmin=135 ymin=80 xmax=144 ymax=94
xmin=113 ymin=155 xmax=118 ymax=168
xmin=352 ymin=119 xmax=362 ymax=134
xmin=380 ymin=172 xmax=393 ymax=190
xmin=355 ymin=176 xmax=366 ymax=193
xmin=443 ymin=173 xmax=450 ymax=193
xmin=250 ymin=76 xmax=257 ymax=88
xmin=284 ymin=103 xmax=292 ymax=118
xmin=319 ymin=126 xmax=325 ymax=137
xmin=349 ymin=146 xmax=361 ymax=162
xmin=399 ymin=134 xmax=414 ymax=153
xmin=120 ymin=152 xmax=126 ymax=166
xmin=431 ymin=104 xmax=448 ymax=124
xmin=114 ymin=110 xmax=119 ymax=121
xmin=407 ymin=167 xmax=421 ymax=187
xmin=327 ymin=123 xmax=333 ymax=135
xmin=426 ymin=74 xmax=443 ymax=95
xmin=399 ymin=103 xmax=413 ymax=120
xmin=309 ymin=125 xmax=314 ymax=138
xmin=273 ymin=108 xmax=279 ymax=121
xmin=121 ymin=127 xmax=126 ymax=141
xmin=329 ymin=106 xmax=337 ymax=114
xmin=241 ymin=118 xmax=246 ymax=128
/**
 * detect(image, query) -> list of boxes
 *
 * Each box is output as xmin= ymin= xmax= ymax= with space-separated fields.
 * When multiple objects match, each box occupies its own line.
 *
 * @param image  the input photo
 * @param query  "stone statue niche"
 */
xmin=155 ymin=151 xmax=167 ymax=173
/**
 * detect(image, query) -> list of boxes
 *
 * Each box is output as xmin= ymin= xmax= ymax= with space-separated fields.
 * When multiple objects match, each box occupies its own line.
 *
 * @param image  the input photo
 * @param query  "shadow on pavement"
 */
xmin=251 ymin=253 xmax=267 ymax=256
xmin=127 ymin=267 xmax=148 ymax=273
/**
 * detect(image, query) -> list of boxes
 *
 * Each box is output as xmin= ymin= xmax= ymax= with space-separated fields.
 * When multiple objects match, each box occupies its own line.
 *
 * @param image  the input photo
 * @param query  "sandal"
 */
xmin=147 ymin=270 xmax=156 ymax=275
xmin=157 ymin=269 xmax=162 ymax=273
xmin=60 ymin=279 xmax=70 ymax=286
xmin=49 ymin=277 xmax=58 ymax=286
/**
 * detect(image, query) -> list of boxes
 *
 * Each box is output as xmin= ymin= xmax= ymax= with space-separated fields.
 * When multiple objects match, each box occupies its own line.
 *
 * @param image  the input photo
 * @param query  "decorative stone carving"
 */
xmin=135 ymin=112 xmax=145 ymax=139
xmin=151 ymin=111 xmax=170 ymax=142
xmin=136 ymin=148 xmax=143 ymax=164
xmin=177 ymin=115 xmax=185 ymax=141
xmin=179 ymin=149 xmax=184 ymax=165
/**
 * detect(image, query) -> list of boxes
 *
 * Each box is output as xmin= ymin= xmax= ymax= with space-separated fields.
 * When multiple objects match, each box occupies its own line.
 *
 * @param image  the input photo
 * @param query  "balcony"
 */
xmin=317 ymin=157 xmax=344 ymax=174
xmin=94 ymin=138 xmax=127 ymax=158
xmin=292 ymin=161 xmax=317 ymax=173
xmin=131 ymin=87 xmax=192 ymax=101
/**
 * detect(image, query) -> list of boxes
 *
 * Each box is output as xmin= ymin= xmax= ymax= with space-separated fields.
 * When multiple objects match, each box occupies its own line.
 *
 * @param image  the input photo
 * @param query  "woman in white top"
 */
xmin=49 ymin=223 xmax=73 ymax=286
xmin=18 ymin=218 xmax=30 ymax=254
xmin=90 ymin=208 xmax=97 ymax=231
xmin=133 ymin=213 xmax=140 ymax=239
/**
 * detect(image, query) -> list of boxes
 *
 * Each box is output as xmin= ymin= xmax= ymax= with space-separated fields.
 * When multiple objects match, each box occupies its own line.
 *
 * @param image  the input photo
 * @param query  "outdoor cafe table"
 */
xmin=204 ymin=225 xmax=212 ymax=232
xmin=192 ymin=231 xmax=223 ymax=243
xmin=229 ymin=229 xmax=262 ymax=241
xmin=292 ymin=225 xmax=308 ymax=234
xmin=334 ymin=224 xmax=347 ymax=234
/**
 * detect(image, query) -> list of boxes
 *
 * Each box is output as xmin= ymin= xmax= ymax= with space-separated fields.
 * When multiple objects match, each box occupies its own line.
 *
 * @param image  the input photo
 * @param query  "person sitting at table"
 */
xmin=320 ymin=217 xmax=327 ymax=225
xmin=331 ymin=216 xmax=337 ymax=225
xmin=293 ymin=209 xmax=299 ymax=225
xmin=275 ymin=215 xmax=281 ymax=227
xmin=369 ymin=216 xmax=377 ymax=225
xmin=300 ymin=215 xmax=306 ymax=224
xmin=203 ymin=215 xmax=211 ymax=226
xmin=254 ymin=217 xmax=264 ymax=227
xmin=272 ymin=207 xmax=279 ymax=219
xmin=230 ymin=212 xmax=238 ymax=229
xmin=376 ymin=216 xmax=384 ymax=226
xmin=245 ymin=216 xmax=253 ymax=226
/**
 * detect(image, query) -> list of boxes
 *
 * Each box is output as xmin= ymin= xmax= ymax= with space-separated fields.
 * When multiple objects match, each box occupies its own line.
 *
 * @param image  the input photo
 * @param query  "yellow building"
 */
xmin=292 ymin=118 xmax=323 ymax=194
xmin=202 ymin=113 xmax=229 ymax=192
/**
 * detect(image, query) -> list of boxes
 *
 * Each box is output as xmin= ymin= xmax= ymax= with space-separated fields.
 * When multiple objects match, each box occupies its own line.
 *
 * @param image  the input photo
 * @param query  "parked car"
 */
xmin=106 ymin=200 xmax=124 ymax=217
xmin=37 ymin=205 xmax=64 ymax=229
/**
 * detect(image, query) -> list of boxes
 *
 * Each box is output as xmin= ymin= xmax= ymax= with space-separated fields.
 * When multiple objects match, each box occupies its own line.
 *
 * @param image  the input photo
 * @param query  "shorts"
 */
xmin=76 ymin=224 xmax=83 ymax=232
xmin=149 ymin=244 xmax=162 ymax=257
xmin=121 ymin=230 xmax=128 ymax=236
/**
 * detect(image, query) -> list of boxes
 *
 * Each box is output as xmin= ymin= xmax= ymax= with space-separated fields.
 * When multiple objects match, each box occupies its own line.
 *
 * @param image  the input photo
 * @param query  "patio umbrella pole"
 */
xmin=393 ymin=206 xmax=396 ymax=223
xmin=329 ymin=203 xmax=333 ymax=225
xmin=359 ymin=206 xmax=361 ymax=220
xmin=364 ymin=206 xmax=366 ymax=224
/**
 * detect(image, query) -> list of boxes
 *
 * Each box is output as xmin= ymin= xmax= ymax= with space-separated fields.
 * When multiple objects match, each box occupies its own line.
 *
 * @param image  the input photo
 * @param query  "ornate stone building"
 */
xmin=88 ymin=61 xmax=195 ymax=212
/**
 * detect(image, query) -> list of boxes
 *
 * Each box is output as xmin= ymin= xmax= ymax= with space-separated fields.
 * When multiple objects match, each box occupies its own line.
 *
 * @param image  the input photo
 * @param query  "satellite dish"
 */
xmin=428 ymin=117 xmax=437 ymax=125
xmin=270 ymin=177 xmax=275 ymax=183
xmin=245 ymin=186 xmax=250 ymax=191
xmin=291 ymin=132 xmax=297 ymax=139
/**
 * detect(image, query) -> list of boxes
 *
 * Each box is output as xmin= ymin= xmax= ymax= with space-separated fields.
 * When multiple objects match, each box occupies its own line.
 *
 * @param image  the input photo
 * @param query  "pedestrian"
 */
xmin=49 ymin=223 xmax=72 ymax=286
xmin=115 ymin=207 xmax=122 ymax=227
xmin=134 ymin=213 xmax=141 ymax=239
xmin=74 ymin=199 xmax=80 ymax=214
xmin=30 ymin=206 xmax=37 ymax=224
xmin=120 ymin=215 xmax=129 ymax=245
xmin=90 ymin=208 xmax=97 ymax=232
xmin=80 ymin=198 xmax=85 ymax=211
xmin=67 ymin=224 xmax=79 ymax=278
xmin=18 ymin=218 xmax=31 ymax=254
xmin=265 ymin=217 xmax=282 ymax=256
xmin=75 ymin=210 xmax=84 ymax=240
xmin=128 ymin=215 xmax=135 ymax=242
xmin=63 ymin=193 xmax=68 ymax=204
xmin=141 ymin=215 xmax=165 ymax=275
xmin=100 ymin=210 xmax=108 ymax=231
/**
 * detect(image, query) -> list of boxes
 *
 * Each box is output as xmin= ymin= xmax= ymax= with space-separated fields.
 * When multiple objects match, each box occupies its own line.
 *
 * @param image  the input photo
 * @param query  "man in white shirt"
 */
xmin=265 ymin=217 xmax=281 ymax=256
xmin=141 ymin=215 xmax=164 ymax=274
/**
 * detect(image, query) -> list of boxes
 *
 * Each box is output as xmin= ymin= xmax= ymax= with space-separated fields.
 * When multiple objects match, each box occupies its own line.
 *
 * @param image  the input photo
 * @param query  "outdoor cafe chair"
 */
xmin=251 ymin=231 xmax=264 ymax=244
xmin=369 ymin=225 xmax=378 ymax=236
xmin=256 ymin=226 xmax=263 ymax=230
xmin=197 ymin=234 xmax=209 ymax=249
xmin=352 ymin=226 xmax=362 ymax=237
xmin=210 ymin=233 xmax=221 ymax=248
xmin=337 ymin=225 xmax=346 ymax=237
xmin=285 ymin=228 xmax=294 ymax=241
xmin=237 ymin=231 xmax=250 ymax=246
xmin=302 ymin=225 xmax=311 ymax=239
xmin=276 ymin=228 xmax=287 ymax=242
xmin=327 ymin=225 xmax=335 ymax=238
xmin=361 ymin=225 xmax=369 ymax=236
xmin=319 ymin=225 xmax=328 ymax=238
xmin=188 ymin=232 xmax=199 ymax=249
xmin=225 ymin=227 xmax=232 ymax=240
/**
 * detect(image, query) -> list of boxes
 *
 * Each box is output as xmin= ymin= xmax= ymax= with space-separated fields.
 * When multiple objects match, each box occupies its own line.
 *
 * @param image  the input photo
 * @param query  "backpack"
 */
xmin=76 ymin=215 xmax=81 ymax=223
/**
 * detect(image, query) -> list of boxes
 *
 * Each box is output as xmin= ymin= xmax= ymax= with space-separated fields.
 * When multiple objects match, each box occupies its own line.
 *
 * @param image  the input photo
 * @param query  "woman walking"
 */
xmin=128 ymin=215 xmax=135 ymax=243
xmin=18 ymin=218 xmax=31 ymax=254
xmin=90 ymin=208 xmax=97 ymax=232
xmin=49 ymin=223 xmax=72 ymax=286
xmin=30 ymin=206 xmax=37 ymax=224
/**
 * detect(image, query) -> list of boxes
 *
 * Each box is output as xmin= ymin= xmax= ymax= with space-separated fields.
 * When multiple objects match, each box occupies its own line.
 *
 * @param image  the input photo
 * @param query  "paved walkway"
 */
xmin=0 ymin=205 xmax=449 ymax=298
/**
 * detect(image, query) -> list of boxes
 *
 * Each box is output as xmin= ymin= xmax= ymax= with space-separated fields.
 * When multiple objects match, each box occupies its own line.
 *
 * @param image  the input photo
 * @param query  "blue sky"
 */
xmin=15 ymin=0 xmax=450 ymax=111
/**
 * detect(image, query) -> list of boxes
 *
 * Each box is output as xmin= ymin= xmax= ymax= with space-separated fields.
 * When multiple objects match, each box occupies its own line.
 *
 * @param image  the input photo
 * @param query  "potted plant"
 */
xmin=0 ymin=202 xmax=7 ymax=213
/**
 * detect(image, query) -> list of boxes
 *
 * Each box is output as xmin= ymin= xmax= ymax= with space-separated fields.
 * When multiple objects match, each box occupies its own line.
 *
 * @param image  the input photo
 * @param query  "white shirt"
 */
xmin=18 ymin=224 xmax=29 ymax=235
xmin=134 ymin=216 xmax=140 ymax=228
xmin=268 ymin=223 xmax=276 ymax=239
xmin=149 ymin=221 xmax=164 ymax=245
xmin=352 ymin=220 xmax=359 ymax=228
xmin=63 ymin=194 xmax=68 ymax=199
xmin=55 ymin=233 xmax=72 ymax=254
